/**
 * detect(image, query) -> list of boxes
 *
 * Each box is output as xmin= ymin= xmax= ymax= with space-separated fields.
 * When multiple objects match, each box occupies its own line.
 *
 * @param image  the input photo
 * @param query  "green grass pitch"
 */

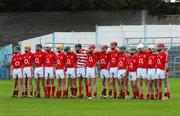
xmin=0 ymin=78 xmax=180 ymax=116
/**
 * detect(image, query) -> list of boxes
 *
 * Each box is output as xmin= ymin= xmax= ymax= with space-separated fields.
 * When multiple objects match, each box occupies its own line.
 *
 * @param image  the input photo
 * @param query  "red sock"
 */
xmin=22 ymin=92 xmax=25 ymax=96
xmin=133 ymin=92 xmax=136 ymax=98
xmin=17 ymin=90 xmax=19 ymax=96
xmin=147 ymin=93 xmax=150 ymax=99
xmin=104 ymin=89 xmax=106 ymax=96
xmin=114 ymin=91 xmax=117 ymax=98
xmin=159 ymin=92 xmax=162 ymax=100
xmin=30 ymin=92 xmax=33 ymax=96
xmin=86 ymin=85 xmax=88 ymax=97
xmin=73 ymin=88 xmax=75 ymax=96
xmin=109 ymin=90 xmax=112 ymax=96
xmin=94 ymin=91 xmax=97 ymax=97
xmin=49 ymin=86 xmax=51 ymax=97
xmin=120 ymin=90 xmax=122 ymax=97
xmin=58 ymin=90 xmax=61 ymax=97
xmin=102 ymin=89 xmax=104 ymax=96
xmin=88 ymin=91 xmax=91 ymax=97
xmin=51 ymin=85 xmax=55 ymax=97
xmin=70 ymin=88 xmax=73 ymax=96
xmin=155 ymin=93 xmax=158 ymax=99
xmin=63 ymin=90 xmax=67 ymax=97
xmin=46 ymin=86 xmax=51 ymax=98
xmin=151 ymin=94 xmax=154 ymax=99
xmin=46 ymin=87 xmax=48 ymax=97
xmin=126 ymin=91 xmax=129 ymax=96
xmin=122 ymin=91 xmax=125 ymax=98
xmin=37 ymin=92 xmax=41 ymax=97
xmin=75 ymin=88 xmax=77 ymax=96
xmin=167 ymin=92 xmax=170 ymax=99
xmin=15 ymin=90 xmax=18 ymax=96
xmin=140 ymin=93 xmax=144 ymax=99
xmin=137 ymin=91 xmax=139 ymax=98
xmin=102 ymin=88 xmax=106 ymax=96
xmin=79 ymin=86 xmax=82 ymax=96
xmin=135 ymin=92 xmax=138 ymax=98
xmin=70 ymin=87 xmax=73 ymax=95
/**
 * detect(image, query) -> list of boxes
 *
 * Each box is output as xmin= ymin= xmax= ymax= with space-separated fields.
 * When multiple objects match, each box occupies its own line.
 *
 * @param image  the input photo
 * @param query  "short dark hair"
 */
xmin=14 ymin=46 xmax=20 ymax=51
xmin=36 ymin=44 xmax=42 ymax=48
xmin=75 ymin=44 xmax=82 ymax=49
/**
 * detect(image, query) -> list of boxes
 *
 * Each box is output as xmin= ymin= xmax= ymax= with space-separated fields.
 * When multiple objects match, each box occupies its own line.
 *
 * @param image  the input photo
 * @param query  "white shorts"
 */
xmin=100 ymin=69 xmax=110 ymax=79
xmin=86 ymin=67 xmax=96 ymax=78
xmin=13 ymin=68 xmax=22 ymax=79
xmin=129 ymin=72 xmax=137 ymax=81
xmin=56 ymin=69 xmax=65 ymax=79
xmin=147 ymin=68 xmax=157 ymax=80
xmin=34 ymin=67 xmax=44 ymax=78
xmin=109 ymin=67 xmax=118 ymax=78
xmin=76 ymin=67 xmax=86 ymax=77
xmin=66 ymin=68 xmax=76 ymax=78
xmin=117 ymin=69 xmax=126 ymax=79
xmin=137 ymin=68 xmax=147 ymax=79
xmin=156 ymin=69 xmax=165 ymax=80
xmin=45 ymin=67 xmax=55 ymax=79
xmin=23 ymin=67 xmax=33 ymax=78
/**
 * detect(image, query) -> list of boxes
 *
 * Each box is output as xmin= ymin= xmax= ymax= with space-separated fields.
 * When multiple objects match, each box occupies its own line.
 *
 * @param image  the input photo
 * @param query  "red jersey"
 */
xmin=11 ymin=54 xmax=23 ymax=69
xmin=99 ymin=52 xmax=110 ymax=69
xmin=66 ymin=51 xmax=77 ymax=68
xmin=22 ymin=52 xmax=34 ymax=67
xmin=137 ymin=51 xmax=149 ymax=68
xmin=147 ymin=53 xmax=157 ymax=68
xmin=44 ymin=51 xmax=56 ymax=67
xmin=128 ymin=55 xmax=138 ymax=72
xmin=108 ymin=49 xmax=119 ymax=67
xmin=118 ymin=53 xmax=127 ymax=70
xmin=33 ymin=51 xmax=46 ymax=67
xmin=156 ymin=51 xmax=168 ymax=70
xmin=86 ymin=51 xmax=99 ymax=67
xmin=55 ymin=52 xmax=67 ymax=69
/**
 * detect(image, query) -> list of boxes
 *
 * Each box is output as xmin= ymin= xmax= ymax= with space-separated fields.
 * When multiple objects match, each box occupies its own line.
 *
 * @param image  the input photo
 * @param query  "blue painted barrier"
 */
xmin=0 ymin=68 xmax=8 ymax=80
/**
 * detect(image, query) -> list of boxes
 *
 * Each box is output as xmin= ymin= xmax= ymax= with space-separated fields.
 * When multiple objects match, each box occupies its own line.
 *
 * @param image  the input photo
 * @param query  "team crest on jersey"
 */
xmin=15 ymin=61 xmax=20 ymax=66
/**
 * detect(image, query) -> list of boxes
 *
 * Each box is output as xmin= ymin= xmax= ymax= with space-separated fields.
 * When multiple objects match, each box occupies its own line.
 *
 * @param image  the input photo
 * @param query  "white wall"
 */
xmin=19 ymin=25 xmax=180 ymax=53
xmin=55 ymin=32 xmax=96 ymax=44
xmin=19 ymin=37 xmax=40 ymax=53
xmin=97 ymin=26 xmax=123 ymax=46
xmin=97 ymin=25 xmax=180 ymax=46
xmin=19 ymin=33 xmax=53 ymax=53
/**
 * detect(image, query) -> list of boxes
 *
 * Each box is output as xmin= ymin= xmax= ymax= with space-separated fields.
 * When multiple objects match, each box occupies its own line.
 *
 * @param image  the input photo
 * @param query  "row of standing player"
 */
xmin=11 ymin=42 xmax=170 ymax=100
